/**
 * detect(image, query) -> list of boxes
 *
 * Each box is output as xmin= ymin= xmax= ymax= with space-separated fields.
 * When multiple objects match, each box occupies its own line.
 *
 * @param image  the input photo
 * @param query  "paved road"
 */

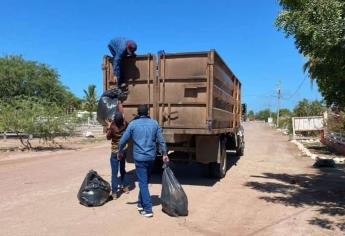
xmin=0 ymin=122 xmax=344 ymax=236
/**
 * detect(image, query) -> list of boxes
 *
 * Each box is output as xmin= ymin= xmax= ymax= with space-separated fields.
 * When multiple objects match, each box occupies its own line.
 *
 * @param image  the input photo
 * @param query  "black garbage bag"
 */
xmin=96 ymin=88 xmax=128 ymax=126
xmin=313 ymin=157 xmax=335 ymax=168
xmin=77 ymin=170 xmax=111 ymax=207
xmin=161 ymin=164 xmax=188 ymax=216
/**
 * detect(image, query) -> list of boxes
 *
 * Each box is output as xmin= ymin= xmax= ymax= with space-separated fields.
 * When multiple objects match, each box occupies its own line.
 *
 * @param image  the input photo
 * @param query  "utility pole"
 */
xmin=276 ymin=82 xmax=281 ymax=127
xmin=268 ymin=100 xmax=272 ymax=119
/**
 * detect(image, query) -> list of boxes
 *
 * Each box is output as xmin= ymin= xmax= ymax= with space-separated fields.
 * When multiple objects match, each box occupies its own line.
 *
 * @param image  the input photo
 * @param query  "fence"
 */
xmin=1 ymin=122 xmax=105 ymax=140
xmin=0 ymin=133 xmax=31 ymax=140
xmin=75 ymin=124 xmax=105 ymax=137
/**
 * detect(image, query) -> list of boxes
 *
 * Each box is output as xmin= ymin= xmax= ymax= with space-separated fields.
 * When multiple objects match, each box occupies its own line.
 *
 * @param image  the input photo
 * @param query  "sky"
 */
xmin=0 ymin=0 xmax=322 ymax=112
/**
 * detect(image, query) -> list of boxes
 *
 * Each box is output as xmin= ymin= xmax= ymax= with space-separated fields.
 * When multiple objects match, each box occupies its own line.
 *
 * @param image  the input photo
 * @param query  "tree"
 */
xmin=293 ymin=99 xmax=324 ymax=117
xmin=0 ymin=97 xmax=77 ymax=150
xmin=279 ymin=108 xmax=292 ymax=118
xmin=276 ymin=0 xmax=345 ymax=109
xmin=247 ymin=110 xmax=255 ymax=120
xmin=0 ymin=55 xmax=81 ymax=109
xmin=0 ymin=56 xmax=82 ymax=150
xmin=255 ymin=109 xmax=272 ymax=121
xmin=274 ymin=108 xmax=292 ymax=131
xmin=83 ymin=84 xmax=98 ymax=118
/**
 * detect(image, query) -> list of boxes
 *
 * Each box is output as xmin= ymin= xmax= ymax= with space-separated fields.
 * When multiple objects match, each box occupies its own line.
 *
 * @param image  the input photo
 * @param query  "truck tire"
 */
xmin=225 ymin=133 xmax=236 ymax=150
xmin=209 ymin=139 xmax=227 ymax=178
xmin=236 ymin=134 xmax=245 ymax=156
xmin=152 ymin=157 xmax=163 ymax=174
xmin=236 ymin=145 xmax=244 ymax=156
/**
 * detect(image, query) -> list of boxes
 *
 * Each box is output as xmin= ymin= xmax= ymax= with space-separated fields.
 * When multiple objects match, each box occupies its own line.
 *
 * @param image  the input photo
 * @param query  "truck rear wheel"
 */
xmin=235 ymin=126 xmax=245 ymax=157
xmin=152 ymin=157 xmax=163 ymax=174
xmin=236 ymin=133 xmax=245 ymax=156
xmin=209 ymin=139 xmax=227 ymax=178
xmin=236 ymin=145 xmax=244 ymax=156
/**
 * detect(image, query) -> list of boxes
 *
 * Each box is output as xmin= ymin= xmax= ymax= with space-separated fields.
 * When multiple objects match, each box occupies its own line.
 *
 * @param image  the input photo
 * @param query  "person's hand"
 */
xmin=163 ymin=155 xmax=169 ymax=162
xmin=105 ymin=119 xmax=112 ymax=129
xmin=117 ymin=101 xmax=124 ymax=113
xmin=113 ymin=75 xmax=118 ymax=83
xmin=117 ymin=152 xmax=124 ymax=161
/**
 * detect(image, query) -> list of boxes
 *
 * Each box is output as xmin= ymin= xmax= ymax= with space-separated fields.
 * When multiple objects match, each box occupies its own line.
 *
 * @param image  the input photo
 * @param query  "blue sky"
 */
xmin=1 ymin=0 xmax=321 ymax=112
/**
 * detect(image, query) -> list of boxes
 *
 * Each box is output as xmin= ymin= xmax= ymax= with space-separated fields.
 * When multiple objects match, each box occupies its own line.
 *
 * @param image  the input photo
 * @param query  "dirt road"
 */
xmin=0 ymin=122 xmax=344 ymax=236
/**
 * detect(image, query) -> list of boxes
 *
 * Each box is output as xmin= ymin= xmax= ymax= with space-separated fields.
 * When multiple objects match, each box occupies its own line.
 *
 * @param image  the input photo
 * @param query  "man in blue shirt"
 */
xmin=118 ymin=104 xmax=169 ymax=218
xmin=108 ymin=37 xmax=137 ymax=89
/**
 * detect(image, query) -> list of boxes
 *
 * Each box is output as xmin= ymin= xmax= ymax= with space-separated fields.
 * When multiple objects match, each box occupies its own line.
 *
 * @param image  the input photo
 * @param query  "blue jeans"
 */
xmin=107 ymin=47 xmax=124 ymax=87
xmin=110 ymin=152 xmax=129 ymax=193
xmin=135 ymin=160 xmax=154 ymax=213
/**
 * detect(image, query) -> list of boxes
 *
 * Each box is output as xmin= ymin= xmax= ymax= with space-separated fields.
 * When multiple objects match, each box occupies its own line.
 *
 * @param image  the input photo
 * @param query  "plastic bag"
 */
xmin=77 ymin=170 xmax=111 ymax=207
xmin=161 ymin=165 xmax=188 ymax=216
xmin=97 ymin=96 xmax=118 ymax=126
xmin=96 ymin=88 xmax=128 ymax=126
xmin=313 ymin=157 xmax=335 ymax=168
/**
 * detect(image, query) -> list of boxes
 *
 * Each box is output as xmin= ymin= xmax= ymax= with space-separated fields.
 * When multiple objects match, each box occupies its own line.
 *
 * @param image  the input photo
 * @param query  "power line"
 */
xmin=276 ymin=81 xmax=281 ymax=127
xmin=286 ymin=76 xmax=307 ymax=100
xmin=242 ymin=94 xmax=276 ymax=98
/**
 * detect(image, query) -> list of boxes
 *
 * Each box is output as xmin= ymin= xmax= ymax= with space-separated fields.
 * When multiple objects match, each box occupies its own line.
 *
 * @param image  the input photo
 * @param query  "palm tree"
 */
xmin=303 ymin=56 xmax=318 ymax=81
xmin=83 ymin=84 xmax=97 ymax=118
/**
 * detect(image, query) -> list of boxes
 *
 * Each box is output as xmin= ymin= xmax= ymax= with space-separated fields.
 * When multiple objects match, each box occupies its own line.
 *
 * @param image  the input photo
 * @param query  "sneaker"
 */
xmin=140 ymin=211 xmax=153 ymax=218
xmin=122 ymin=186 xmax=130 ymax=194
xmin=137 ymin=206 xmax=144 ymax=211
xmin=111 ymin=192 xmax=119 ymax=200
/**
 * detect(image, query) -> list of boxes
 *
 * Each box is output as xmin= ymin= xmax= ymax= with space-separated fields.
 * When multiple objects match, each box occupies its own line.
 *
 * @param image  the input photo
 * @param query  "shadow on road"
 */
xmin=33 ymin=146 xmax=78 ymax=152
xmin=244 ymin=164 xmax=345 ymax=232
xmin=126 ymin=152 xmax=242 ymax=187
xmin=126 ymin=195 xmax=161 ymax=207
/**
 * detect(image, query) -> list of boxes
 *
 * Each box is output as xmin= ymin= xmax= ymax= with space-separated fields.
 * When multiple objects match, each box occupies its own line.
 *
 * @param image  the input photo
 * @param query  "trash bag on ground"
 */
xmin=313 ymin=157 xmax=335 ymax=168
xmin=77 ymin=170 xmax=111 ymax=207
xmin=97 ymin=88 xmax=128 ymax=126
xmin=161 ymin=164 xmax=188 ymax=216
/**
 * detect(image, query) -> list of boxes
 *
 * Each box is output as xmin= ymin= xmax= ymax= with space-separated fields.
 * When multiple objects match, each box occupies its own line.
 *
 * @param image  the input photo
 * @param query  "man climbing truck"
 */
xmin=102 ymin=50 xmax=244 ymax=178
xmin=108 ymin=37 xmax=137 ymax=89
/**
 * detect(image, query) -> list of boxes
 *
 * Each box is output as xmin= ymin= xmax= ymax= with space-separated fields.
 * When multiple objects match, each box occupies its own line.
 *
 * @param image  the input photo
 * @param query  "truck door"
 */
xmin=120 ymin=54 xmax=157 ymax=121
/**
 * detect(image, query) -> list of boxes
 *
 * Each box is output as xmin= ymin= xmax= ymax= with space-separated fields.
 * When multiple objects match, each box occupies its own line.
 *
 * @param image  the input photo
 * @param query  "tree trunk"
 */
xmin=18 ymin=133 xmax=32 ymax=150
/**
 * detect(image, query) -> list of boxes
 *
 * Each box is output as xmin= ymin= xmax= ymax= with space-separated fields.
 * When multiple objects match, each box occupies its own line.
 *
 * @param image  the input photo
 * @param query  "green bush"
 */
xmin=0 ymin=97 xmax=77 ymax=149
xmin=327 ymin=111 xmax=345 ymax=135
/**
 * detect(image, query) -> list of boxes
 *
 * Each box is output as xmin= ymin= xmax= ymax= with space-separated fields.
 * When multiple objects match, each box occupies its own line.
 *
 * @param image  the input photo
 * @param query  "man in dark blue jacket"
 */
xmin=108 ymin=37 xmax=137 ymax=89
xmin=118 ymin=104 xmax=169 ymax=218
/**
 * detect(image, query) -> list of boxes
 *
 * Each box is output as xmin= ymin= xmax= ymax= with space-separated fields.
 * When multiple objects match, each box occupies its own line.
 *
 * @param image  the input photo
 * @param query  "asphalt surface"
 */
xmin=0 ymin=122 xmax=344 ymax=236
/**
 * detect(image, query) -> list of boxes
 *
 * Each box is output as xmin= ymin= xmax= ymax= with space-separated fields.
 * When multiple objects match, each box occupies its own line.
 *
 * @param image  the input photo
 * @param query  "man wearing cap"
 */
xmin=118 ymin=104 xmax=169 ymax=218
xmin=108 ymin=37 xmax=137 ymax=89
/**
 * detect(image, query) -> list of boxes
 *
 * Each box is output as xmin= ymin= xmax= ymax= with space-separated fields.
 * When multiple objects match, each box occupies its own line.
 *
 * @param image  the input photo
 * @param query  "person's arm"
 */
xmin=118 ymin=122 xmax=132 ymax=153
xmin=117 ymin=101 xmax=124 ymax=113
xmin=156 ymin=124 xmax=169 ymax=161
xmin=105 ymin=120 xmax=113 ymax=140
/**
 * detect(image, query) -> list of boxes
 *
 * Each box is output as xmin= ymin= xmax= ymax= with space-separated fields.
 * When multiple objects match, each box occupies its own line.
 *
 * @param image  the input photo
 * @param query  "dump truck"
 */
xmin=102 ymin=50 xmax=244 ymax=178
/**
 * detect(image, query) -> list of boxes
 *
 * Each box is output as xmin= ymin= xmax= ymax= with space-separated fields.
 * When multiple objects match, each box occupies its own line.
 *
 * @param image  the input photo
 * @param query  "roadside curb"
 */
xmin=290 ymin=139 xmax=345 ymax=164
